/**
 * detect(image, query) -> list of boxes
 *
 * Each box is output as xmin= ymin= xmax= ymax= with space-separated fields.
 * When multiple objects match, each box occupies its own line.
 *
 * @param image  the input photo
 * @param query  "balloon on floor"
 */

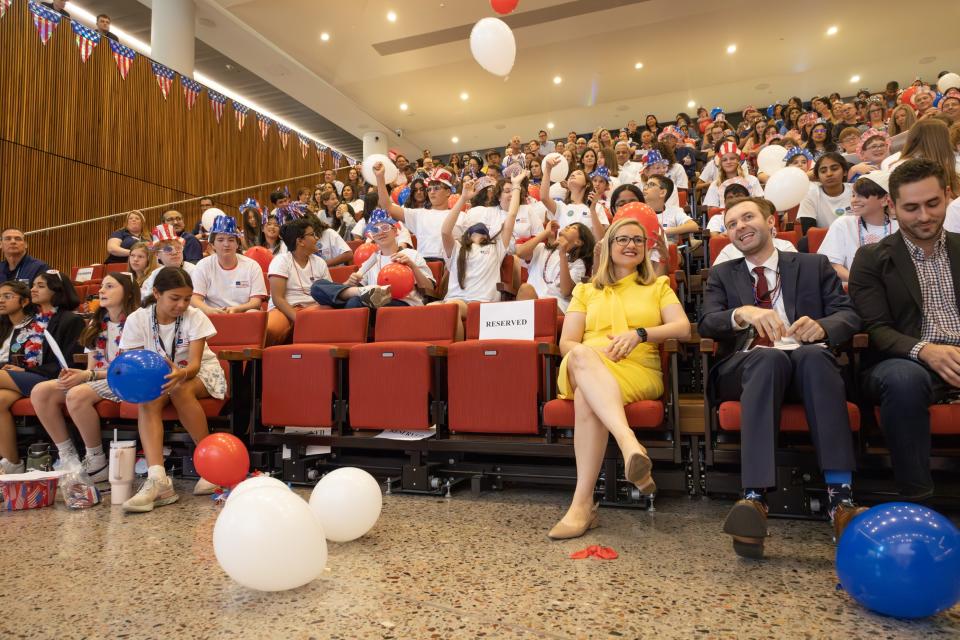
xmin=309 ymin=467 xmax=383 ymax=542
xmin=225 ymin=475 xmax=289 ymax=506
xmin=214 ymin=488 xmax=327 ymax=592
xmin=107 ymin=349 xmax=169 ymax=403
xmin=836 ymin=502 xmax=960 ymax=619
xmin=193 ymin=433 xmax=250 ymax=488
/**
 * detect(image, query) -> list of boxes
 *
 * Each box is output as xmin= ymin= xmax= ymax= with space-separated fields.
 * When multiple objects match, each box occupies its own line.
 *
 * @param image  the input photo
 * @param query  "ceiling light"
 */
xmin=546 ymin=122 xmax=554 ymax=129
xmin=459 ymin=92 xmax=469 ymax=101
xmin=826 ymin=25 xmax=838 ymax=36
xmin=687 ymin=100 xmax=696 ymax=108
xmin=634 ymin=62 xmax=643 ymax=70
xmin=850 ymin=74 xmax=861 ymax=83
xmin=399 ymin=102 xmax=408 ymax=111
xmin=386 ymin=11 xmax=397 ymax=22
xmin=726 ymin=44 xmax=737 ymax=54
xmin=320 ymin=32 xmax=330 ymax=42
xmin=553 ymin=76 xmax=562 ymax=85
xmin=451 ymin=136 xmax=459 ymax=144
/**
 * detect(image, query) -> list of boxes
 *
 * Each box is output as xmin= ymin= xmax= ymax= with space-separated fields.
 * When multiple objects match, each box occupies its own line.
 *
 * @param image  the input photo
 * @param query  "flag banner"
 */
xmin=28 ymin=2 xmax=60 ymax=45
xmin=209 ymin=90 xmax=227 ymax=123
xmin=233 ymin=101 xmax=249 ymax=131
xmin=315 ymin=141 xmax=327 ymax=159
xmin=151 ymin=61 xmax=175 ymax=99
xmin=70 ymin=21 xmax=101 ymax=63
xmin=1 ymin=0 xmax=15 ymax=20
xmin=277 ymin=124 xmax=291 ymax=149
xmin=181 ymin=76 xmax=202 ymax=110
xmin=108 ymin=39 xmax=136 ymax=79
xmin=331 ymin=150 xmax=343 ymax=168
xmin=297 ymin=134 xmax=310 ymax=158
xmin=256 ymin=113 xmax=272 ymax=141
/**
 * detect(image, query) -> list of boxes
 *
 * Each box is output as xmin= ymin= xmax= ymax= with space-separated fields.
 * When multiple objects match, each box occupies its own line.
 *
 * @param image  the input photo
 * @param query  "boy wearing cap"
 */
xmin=140 ymin=224 xmax=196 ymax=299
xmin=190 ymin=216 xmax=268 ymax=315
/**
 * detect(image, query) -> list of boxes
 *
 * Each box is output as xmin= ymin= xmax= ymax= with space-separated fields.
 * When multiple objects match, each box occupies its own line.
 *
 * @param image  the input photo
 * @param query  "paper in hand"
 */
xmin=42 ymin=329 xmax=69 ymax=369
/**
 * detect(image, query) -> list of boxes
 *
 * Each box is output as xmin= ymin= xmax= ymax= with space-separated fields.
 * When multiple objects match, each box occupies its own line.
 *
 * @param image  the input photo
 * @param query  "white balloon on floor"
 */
xmin=225 ymin=475 xmax=289 ymax=506
xmin=469 ymin=18 xmax=516 ymax=77
xmin=756 ymin=145 xmax=788 ymax=176
xmin=361 ymin=154 xmax=398 ymax=186
xmin=309 ymin=467 xmax=382 ymax=543
xmin=763 ymin=166 xmax=810 ymax=211
xmin=214 ymin=488 xmax=327 ymax=592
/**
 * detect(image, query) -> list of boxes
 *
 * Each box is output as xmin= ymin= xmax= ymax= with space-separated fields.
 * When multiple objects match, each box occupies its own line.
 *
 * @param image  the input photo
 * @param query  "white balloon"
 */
xmin=757 ymin=145 xmax=788 ymax=177
xmin=541 ymin=153 xmax=570 ymax=183
xmin=225 ymin=475 xmax=289 ymax=506
xmin=937 ymin=73 xmax=960 ymax=94
xmin=763 ymin=167 xmax=810 ymax=211
xmin=214 ymin=489 xmax=327 ymax=591
xmin=469 ymin=18 xmax=516 ymax=77
xmin=361 ymin=154 xmax=398 ymax=186
xmin=309 ymin=467 xmax=382 ymax=543
xmin=201 ymin=207 xmax=226 ymax=233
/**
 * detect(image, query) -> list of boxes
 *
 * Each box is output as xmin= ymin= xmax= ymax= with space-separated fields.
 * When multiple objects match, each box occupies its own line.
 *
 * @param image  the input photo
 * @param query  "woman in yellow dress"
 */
xmin=548 ymin=217 xmax=691 ymax=539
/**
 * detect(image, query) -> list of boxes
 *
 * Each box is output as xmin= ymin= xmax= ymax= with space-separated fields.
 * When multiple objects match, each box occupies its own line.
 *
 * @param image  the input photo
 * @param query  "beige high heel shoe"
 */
xmin=625 ymin=449 xmax=657 ymax=495
xmin=548 ymin=503 xmax=599 ymax=540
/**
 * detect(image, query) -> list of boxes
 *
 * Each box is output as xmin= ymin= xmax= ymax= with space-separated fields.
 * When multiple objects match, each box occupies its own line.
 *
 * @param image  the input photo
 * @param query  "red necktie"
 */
xmin=751 ymin=266 xmax=773 ymax=347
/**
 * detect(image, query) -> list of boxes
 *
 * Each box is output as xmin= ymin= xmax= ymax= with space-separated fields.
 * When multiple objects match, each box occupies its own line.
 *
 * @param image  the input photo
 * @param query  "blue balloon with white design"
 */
xmin=107 ymin=349 xmax=170 ymax=403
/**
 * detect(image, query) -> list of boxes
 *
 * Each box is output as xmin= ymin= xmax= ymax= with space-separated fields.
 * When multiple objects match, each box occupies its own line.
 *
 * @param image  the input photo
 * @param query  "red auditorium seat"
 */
xmin=347 ymin=239 xmax=363 ymax=252
xmin=806 ymin=227 xmax=828 ymax=254
xmin=708 ymin=236 xmax=731 ymax=267
xmin=70 ymin=264 xmax=103 ymax=286
xmin=348 ymin=304 xmax=458 ymax=430
xmin=104 ymin=263 xmax=129 ymax=275
xmin=707 ymin=207 xmax=724 ymax=221
xmin=328 ymin=265 xmax=359 ymax=284
xmin=446 ymin=298 xmax=558 ymax=434
xmin=777 ymin=229 xmax=799 ymax=248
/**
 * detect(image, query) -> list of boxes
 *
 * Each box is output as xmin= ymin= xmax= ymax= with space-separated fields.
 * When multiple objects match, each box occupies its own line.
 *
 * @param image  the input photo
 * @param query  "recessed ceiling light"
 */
xmin=386 ymin=10 xmax=397 ymax=22
xmin=320 ymin=32 xmax=330 ymax=42
xmin=399 ymin=102 xmax=408 ymax=111
xmin=634 ymin=62 xmax=643 ymax=70
xmin=826 ymin=25 xmax=838 ymax=36
xmin=553 ymin=76 xmax=562 ymax=85
xmin=459 ymin=92 xmax=469 ymax=101
xmin=687 ymin=100 xmax=696 ymax=108
xmin=850 ymin=74 xmax=861 ymax=83
xmin=451 ymin=136 xmax=459 ymax=144
xmin=726 ymin=44 xmax=737 ymax=54
xmin=546 ymin=122 xmax=554 ymax=129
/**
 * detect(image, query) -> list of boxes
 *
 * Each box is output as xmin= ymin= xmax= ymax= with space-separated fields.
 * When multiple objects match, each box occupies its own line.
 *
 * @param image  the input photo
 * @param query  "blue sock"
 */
xmin=824 ymin=470 xmax=851 ymax=486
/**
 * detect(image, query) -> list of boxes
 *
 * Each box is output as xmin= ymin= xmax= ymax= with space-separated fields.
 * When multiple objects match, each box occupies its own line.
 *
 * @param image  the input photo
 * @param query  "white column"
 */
xmin=362 ymin=131 xmax=389 ymax=159
xmin=151 ymin=0 xmax=196 ymax=78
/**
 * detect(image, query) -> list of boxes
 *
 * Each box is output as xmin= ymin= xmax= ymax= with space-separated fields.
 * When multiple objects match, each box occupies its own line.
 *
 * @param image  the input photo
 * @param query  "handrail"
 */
xmin=24 ymin=166 xmax=354 ymax=237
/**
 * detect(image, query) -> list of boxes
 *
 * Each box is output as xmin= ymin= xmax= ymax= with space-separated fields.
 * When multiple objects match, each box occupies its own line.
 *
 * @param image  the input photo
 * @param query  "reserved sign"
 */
xmin=478 ymin=300 xmax=535 ymax=340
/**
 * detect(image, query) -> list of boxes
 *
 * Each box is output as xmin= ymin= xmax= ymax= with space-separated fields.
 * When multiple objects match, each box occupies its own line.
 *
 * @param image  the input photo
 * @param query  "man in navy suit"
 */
xmin=699 ymin=197 xmax=864 ymax=558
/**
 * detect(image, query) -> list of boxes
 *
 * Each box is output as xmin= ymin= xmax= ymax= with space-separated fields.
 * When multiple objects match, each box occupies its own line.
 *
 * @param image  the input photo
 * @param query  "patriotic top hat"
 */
xmin=150 ymin=224 xmax=183 ymax=247
xmin=209 ymin=215 xmax=242 ymax=238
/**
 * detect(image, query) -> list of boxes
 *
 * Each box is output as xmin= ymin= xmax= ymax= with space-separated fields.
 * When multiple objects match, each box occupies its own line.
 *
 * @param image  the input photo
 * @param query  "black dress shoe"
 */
xmin=723 ymin=499 xmax=768 ymax=559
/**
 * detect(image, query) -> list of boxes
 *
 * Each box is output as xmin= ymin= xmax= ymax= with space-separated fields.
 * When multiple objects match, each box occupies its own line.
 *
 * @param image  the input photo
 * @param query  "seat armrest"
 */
xmin=663 ymin=339 xmax=679 ymax=353
xmin=426 ymin=345 xmax=448 ymax=357
xmin=218 ymin=350 xmax=251 ymax=361
xmin=537 ymin=343 xmax=561 ymax=357
xmin=496 ymin=282 xmax=518 ymax=299
xmin=852 ymin=333 xmax=869 ymax=350
xmin=329 ymin=347 xmax=350 ymax=359
xmin=241 ymin=348 xmax=263 ymax=360
xmin=699 ymin=338 xmax=716 ymax=354
xmin=72 ymin=354 xmax=87 ymax=365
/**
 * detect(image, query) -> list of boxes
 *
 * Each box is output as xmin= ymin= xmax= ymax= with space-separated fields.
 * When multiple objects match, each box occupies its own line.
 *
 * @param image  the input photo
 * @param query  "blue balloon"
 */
xmin=398 ymin=187 xmax=411 ymax=206
xmin=107 ymin=350 xmax=170 ymax=403
xmin=836 ymin=502 xmax=960 ymax=619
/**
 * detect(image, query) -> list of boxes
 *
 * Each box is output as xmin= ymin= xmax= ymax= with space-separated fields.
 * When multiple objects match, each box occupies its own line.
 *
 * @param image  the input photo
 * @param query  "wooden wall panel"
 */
xmin=0 ymin=3 xmax=345 ymax=270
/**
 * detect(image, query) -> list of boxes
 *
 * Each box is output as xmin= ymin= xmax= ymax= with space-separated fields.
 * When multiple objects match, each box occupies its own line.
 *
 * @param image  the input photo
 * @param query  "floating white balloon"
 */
xmin=201 ymin=207 xmax=226 ymax=233
xmin=469 ymin=18 xmax=516 ymax=77
xmin=764 ymin=167 xmax=810 ymax=211
xmin=309 ymin=467 xmax=382 ymax=543
xmin=756 ymin=145 xmax=788 ymax=177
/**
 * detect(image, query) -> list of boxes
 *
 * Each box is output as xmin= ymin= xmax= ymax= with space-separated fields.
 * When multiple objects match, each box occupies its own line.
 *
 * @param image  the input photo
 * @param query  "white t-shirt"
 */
xmin=552 ymin=203 xmax=609 ymax=230
xmin=618 ymin=161 xmax=642 ymax=186
xmin=459 ymin=204 xmax=546 ymax=247
xmin=267 ymin=252 xmax=331 ymax=310
xmin=657 ymin=206 xmax=695 ymax=242
xmin=191 ymin=254 xmax=268 ymax=310
xmin=359 ymin=249 xmax=435 ymax=307
xmin=119 ymin=305 xmax=218 ymax=370
xmin=404 ymin=208 xmax=452 ymax=259
xmin=818 ymin=215 xmax=899 ymax=272
xmin=548 ymin=183 xmax=568 ymax=201
xmin=315 ymin=228 xmax=351 ymax=263
xmin=703 ymin=175 xmax=764 ymax=208
xmin=945 ymin=197 xmax=960 ymax=234
xmin=82 ymin=319 xmax=122 ymax=365
xmin=524 ymin=244 xmax=587 ymax=313
xmin=713 ymin=238 xmax=797 ymax=265
xmin=667 ymin=163 xmax=689 ymax=191
xmin=141 ymin=262 xmax=196 ymax=300
xmin=699 ymin=160 xmax=751 ymax=185
xmin=797 ymin=183 xmax=853 ymax=228
xmin=706 ymin=214 xmax=727 ymax=234
xmin=444 ymin=240 xmax=507 ymax=303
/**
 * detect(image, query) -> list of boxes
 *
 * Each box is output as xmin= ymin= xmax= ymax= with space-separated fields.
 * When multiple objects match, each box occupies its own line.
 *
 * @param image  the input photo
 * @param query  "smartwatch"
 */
xmin=635 ymin=327 xmax=648 ymax=343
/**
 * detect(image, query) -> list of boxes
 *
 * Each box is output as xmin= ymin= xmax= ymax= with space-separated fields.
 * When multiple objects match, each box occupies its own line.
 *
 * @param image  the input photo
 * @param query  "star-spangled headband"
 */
xmin=644 ymin=150 xmax=667 ymax=167
xmin=239 ymin=197 xmax=261 ymax=214
xmin=589 ymin=166 xmax=611 ymax=182
xmin=784 ymin=146 xmax=814 ymax=165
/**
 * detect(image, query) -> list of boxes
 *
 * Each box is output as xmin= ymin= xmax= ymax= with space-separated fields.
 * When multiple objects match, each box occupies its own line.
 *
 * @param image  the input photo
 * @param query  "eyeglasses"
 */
xmin=159 ymin=244 xmax=182 ymax=254
xmin=863 ymin=144 xmax=887 ymax=152
xmin=427 ymin=184 xmax=446 ymax=192
xmin=371 ymin=223 xmax=394 ymax=233
xmin=163 ymin=216 xmax=183 ymax=223
xmin=0 ymin=293 xmax=21 ymax=301
xmin=612 ymin=235 xmax=646 ymax=248
xmin=303 ymin=231 xmax=317 ymax=239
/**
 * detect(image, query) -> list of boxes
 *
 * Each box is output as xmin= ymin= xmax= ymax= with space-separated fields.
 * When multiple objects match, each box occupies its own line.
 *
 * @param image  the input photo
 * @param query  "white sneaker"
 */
xmin=53 ymin=455 xmax=81 ymax=472
xmin=122 ymin=476 xmax=178 ymax=513
xmin=82 ymin=454 xmax=109 ymax=483
xmin=0 ymin=458 xmax=25 ymax=474
xmin=358 ymin=285 xmax=392 ymax=309
xmin=193 ymin=477 xmax=220 ymax=496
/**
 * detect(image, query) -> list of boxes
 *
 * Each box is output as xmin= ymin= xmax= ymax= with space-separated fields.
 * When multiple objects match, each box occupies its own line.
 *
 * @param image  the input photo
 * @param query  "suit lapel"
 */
xmin=889 ymin=234 xmax=922 ymax=310
xmin=778 ymin=251 xmax=799 ymax=323
xmin=732 ymin=259 xmax=756 ymax=308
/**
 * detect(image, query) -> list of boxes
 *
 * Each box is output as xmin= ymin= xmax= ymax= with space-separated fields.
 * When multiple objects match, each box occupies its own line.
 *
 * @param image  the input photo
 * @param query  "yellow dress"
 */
xmin=557 ymin=274 xmax=680 ymax=403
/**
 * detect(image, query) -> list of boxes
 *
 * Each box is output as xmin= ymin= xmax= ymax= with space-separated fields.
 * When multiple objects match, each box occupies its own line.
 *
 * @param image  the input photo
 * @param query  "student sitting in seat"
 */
xmin=190 ymin=215 xmax=268 ymax=315
xmin=703 ymin=142 xmax=764 ymax=208
xmin=515 ymin=220 xmax=594 ymax=312
xmin=119 ymin=267 xmax=226 ymax=512
xmin=641 ymin=175 xmax=698 ymax=244
xmin=257 ymin=213 xmax=287 ymax=256
xmin=310 ymin=208 xmax=435 ymax=310
xmin=140 ymin=224 xmax=196 ymax=300
xmin=127 ymin=241 xmax=158 ymax=292
xmin=32 ymin=273 xmax=140 ymax=481
xmin=265 ymin=218 xmax=331 ymax=345
xmin=797 ymin=152 xmax=852 ymax=232
xmin=0 ymin=272 xmax=83 ymax=474
xmin=705 ymin=181 xmax=752 ymax=236
xmin=548 ymin=217 xmax=690 ymax=540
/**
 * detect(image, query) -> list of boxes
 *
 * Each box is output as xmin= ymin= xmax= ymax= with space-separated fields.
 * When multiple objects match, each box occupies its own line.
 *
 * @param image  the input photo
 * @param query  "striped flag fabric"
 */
xmin=277 ymin=124 xmax=291 ymax=149
xmin=151 ymin=61 xmax=176 ymax=99
xmin=233 ymin=101 xmax=249 ymax=131
xmin=298 ymin=134 xmax=310 ymax=158
xmin=315 ymin=141 xmax=327 ymax=159
xmin=27 ymin=1 xmax=61 ymax=45
xmin=1 ymin=0 xmax=13 ymax=20
xmin=256 ymin=113 xmax=272 ymax=141
xmin=181 ymin=76 xmax=203 ymax=110
xmin=209 ymin=90 xmax=227 ymax=123
xmin=70 ymin=21 xmax=101 ymax=63
xmin=108 ymin=39 xmax=136 ymax=79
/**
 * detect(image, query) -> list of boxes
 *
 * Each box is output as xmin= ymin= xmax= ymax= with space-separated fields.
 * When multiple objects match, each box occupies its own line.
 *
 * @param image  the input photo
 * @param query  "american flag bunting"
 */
xmin=181 ymin=76 xmax=202 ymax=110
xmin=256 ymin=113 xmax=272 ymax=141
xmin=277 ymin=124 xmax=291 ymax=149
xmin=71 ymin=22 xmax=101 ymax=63
xmin=108 ymin=39 xmax=136 ymax=79
xmin=28 ymin=2 xmax=60 ymax=45
xmin=297 ymin=134 xmax=310 ymax=158
xmin=1 ymin=0 xmax=13 ymax=20
xmin=209 ymin=91 xmax=227 ymax=123
xmin=151 ymin=61 xmax=176 ymax=100
xmin=233 ymin=101 xmax=249 ymax=131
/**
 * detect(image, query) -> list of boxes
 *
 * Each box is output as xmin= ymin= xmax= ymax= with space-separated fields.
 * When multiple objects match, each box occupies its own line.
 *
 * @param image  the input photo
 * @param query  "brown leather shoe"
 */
xmin=722 ymin=499 xmax=768 ymax=559
xmin=548 ymin=503 xmax=599 ymax=540
xmin=832 ymin=502 xmax=868 ymax=543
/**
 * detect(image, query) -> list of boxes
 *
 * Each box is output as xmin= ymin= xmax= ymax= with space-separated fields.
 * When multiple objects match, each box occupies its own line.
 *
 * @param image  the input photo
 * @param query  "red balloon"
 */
xmin=527 ymin=185 xmax=540 ymax=201
xmin=353 ymin=242 xmax=378 ymax=266
xmin=900 ymin=86 xmax=918 ymax=107
xmin=391 ymin=189 xmax=402 ymax=205
xmin=193 ymin=433 xmax=249 ymax=488
xmin=491 ymin=0 xmax=519 ymax=15
xmin=244 ymin=245 xmax=274 ymax=273
xmin=377 ymin=263 xmax=415 ymax=299
xmin=612 ymin=202 xmax=661 ymax=249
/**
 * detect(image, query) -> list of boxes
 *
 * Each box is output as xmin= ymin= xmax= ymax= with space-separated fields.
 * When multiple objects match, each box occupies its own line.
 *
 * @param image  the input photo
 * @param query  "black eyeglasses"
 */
xmin=612 ymin=235 xmax=646 ymax=247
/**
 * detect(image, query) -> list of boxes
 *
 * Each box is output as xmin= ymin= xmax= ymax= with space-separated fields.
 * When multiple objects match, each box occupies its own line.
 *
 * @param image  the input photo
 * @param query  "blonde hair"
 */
xmin=901 ymin=119 xmax=960 ymax=193
xmin=592 ymin=218 xmax=656 ymax=289
xmin=128 ymin=241 xmax=157 ymax=287
xmin=888 ymin=103 xmax=917 ymax=137
xmin=127 ymin=210 xmax=149 ymax=240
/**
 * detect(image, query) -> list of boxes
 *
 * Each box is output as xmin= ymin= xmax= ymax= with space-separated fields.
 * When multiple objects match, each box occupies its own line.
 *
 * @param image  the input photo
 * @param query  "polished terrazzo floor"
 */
xmin=1 ymin=483 xmax=957 ymax=639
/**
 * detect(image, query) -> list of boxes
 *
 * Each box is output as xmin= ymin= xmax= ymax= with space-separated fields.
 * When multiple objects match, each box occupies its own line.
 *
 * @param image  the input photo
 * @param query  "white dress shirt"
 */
xmin=731 ymin=249 xmax=799 ymax=348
